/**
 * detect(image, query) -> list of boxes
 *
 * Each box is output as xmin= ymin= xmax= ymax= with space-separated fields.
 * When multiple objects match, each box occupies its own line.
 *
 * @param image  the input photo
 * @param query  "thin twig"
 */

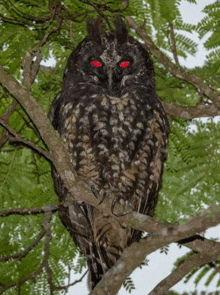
xmin=0 ymin=204 xmax=61 ymax=216
xmin=0 ymin=99 xmax=17 ymax=148
xmin=169 ymin=23 xmax=180 ymax=65
xmin=148 ymin=253 xmax=216 ymax=295
xmin=53 ymin=270 xmax=89 ymax=291
xmin=0 ymin=229 xmax=46 ymax=262
xmin=3 ymin=0 xmax=52 ymax=22
xmin=0 ymin=118 xmax=51 ymax=160
xmin=0 ymin=212 xmax=52 ymax=295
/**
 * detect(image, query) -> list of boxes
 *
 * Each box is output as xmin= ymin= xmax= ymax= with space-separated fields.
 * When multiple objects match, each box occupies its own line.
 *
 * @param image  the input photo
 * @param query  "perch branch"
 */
xmin=91 ymin=206 xmax=220 ymax=295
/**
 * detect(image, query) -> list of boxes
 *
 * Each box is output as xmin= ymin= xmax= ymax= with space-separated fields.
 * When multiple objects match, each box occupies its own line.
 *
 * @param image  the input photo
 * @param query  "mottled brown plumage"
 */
xmin=49 ymin=17 xmax=169 ymax=290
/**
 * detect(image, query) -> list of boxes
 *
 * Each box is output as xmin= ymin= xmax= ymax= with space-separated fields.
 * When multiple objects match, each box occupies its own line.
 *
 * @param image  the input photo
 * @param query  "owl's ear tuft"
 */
xmin=115 ymin=17 xmax=128 ymax=44
xmin=87 ymin=18 xmax=103 ymax=43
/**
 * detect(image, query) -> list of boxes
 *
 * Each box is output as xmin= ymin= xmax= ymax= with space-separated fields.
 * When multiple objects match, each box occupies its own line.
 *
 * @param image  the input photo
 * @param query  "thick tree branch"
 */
xmin=91 ymin=206 xmax=220 ymax=295
xmin=1 ymin=203 xmax=220 ymax=264
xmin=0 ymin=64 xmax=77 ymax=192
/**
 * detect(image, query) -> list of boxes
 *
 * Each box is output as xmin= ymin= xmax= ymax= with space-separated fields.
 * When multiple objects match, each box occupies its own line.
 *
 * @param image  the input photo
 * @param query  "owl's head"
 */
xmin=64 ymin=17 xmax=156 ymax=96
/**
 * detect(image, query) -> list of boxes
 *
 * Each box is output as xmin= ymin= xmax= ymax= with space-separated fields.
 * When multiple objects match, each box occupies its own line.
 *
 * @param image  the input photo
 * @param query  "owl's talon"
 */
xmin=99 ymin=192 xmax=107 ymax=205
xmin=111 ymin=198 xmax=131 ymax=217
xmin=90 ymin=184 xmax=98 ymax=198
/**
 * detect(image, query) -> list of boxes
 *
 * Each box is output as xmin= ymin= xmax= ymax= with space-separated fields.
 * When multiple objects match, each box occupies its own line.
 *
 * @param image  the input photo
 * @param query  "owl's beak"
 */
xmin=107 ymin=69 xmax=113 ymax=92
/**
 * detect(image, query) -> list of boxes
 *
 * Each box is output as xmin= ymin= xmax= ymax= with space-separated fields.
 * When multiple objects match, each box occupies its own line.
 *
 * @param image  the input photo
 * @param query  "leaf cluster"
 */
xmin=156 ymin=117 xmax=220 ymax=222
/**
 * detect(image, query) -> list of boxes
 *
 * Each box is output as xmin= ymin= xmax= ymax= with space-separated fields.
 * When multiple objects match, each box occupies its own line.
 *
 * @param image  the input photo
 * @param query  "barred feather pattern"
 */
xmin=49 ymin=18 xmax=169 ymax=290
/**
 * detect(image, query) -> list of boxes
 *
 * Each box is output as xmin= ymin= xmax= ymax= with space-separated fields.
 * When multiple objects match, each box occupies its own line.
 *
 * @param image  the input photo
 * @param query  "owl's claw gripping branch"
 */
xmin=90 ymin=184 xmax=98 ymax=198
xmin=98 ymin=192 xmax=107 ymax=205
xmin=111 ymin=198 xmax=132 ymax=217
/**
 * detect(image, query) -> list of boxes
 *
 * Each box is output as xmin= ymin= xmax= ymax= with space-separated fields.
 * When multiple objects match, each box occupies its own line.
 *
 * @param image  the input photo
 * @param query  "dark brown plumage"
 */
xmin=48 ymin=17 xmax=169 ymax=290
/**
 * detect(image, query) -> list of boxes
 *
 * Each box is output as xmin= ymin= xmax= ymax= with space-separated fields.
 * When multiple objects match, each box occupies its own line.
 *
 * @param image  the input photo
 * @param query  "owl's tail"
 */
xmin=86 ymin=240 xmax=120 ymax=290
xmin=85 ymin=209 xmax=131 ymax=290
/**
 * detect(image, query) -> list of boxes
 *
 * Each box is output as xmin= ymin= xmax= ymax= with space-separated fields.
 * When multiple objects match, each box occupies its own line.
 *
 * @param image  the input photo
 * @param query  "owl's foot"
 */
xmin=111 ymin=198 xmax=132 ymax=217
xmin=90 ymin=184 xmax=98 ymax=198
xmin=99 ymin=192 xmax=107 ymax=205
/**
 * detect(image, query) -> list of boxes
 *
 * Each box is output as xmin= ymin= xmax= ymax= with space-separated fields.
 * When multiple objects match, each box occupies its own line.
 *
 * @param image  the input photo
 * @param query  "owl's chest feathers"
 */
xmin=61 ymin=91 xmax=162 ymax=197
xmin=62 ymin=92 xmax=145 ymax=152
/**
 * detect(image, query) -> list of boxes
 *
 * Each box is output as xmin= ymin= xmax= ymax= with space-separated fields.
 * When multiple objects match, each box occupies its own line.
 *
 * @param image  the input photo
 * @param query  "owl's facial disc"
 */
xmin=86 ymin=40 xmax=134 ymax=94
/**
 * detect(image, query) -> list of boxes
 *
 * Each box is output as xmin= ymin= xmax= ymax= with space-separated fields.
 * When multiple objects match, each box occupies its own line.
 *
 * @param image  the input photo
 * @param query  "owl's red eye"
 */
xmin=120 ymin=61 xmax=129 ymax=68
xmin=92 ymin=61 xmax=102 ymax=67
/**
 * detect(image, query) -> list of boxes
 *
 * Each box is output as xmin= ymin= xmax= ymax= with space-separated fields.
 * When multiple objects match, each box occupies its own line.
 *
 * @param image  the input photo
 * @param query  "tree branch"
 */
xmin=53 ymin=270 xmax=88 ymax=292
xmin=0 ymin=206 xmax=87 ymax=293
xmin=39 ymin=65 xmax=55 ymax=75
xmin=22 ymin=27 xmax=60 ymax=88
xmin=91 ymin=206 xmax=220 ymax=295
xmin=0 ymin=228 xmax=46 ymax=263
xmin=148 ymin=253 xmax=214 ymax=295
xmin=0 ymin=118 xmax=52 ymax=160
xmin=0 ymin=212 xmax=52 ymax=295
xmin=0 ymin=99 xmax=17 ymax=148
xmin=1 ymin=202 xmax=220 ymax=264
xmin=124 ymin=16 xmax=220 ymax=111
xmin=169 ymin=23 xmax=180 ymax=65
xmin=0 ymin=204 xmax=61 ymax=216
xmin=162 ymin=100 xmax=219 ymax=120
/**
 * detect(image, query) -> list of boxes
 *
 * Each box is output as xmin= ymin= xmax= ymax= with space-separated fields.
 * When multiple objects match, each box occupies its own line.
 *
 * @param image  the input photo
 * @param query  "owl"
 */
xmin=48 ymin=17 xmax=169 ymax=290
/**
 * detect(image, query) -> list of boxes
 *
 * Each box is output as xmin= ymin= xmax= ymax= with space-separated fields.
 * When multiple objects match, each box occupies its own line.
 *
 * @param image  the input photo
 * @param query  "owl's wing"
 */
xmin=129 ymin=108 xmax=169 ymax=244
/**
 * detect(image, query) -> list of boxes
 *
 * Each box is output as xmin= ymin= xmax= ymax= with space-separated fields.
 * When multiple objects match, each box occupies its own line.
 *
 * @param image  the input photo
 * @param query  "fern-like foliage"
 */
xmin=171 ymin=249 xmax=220 ymax=294
xmin=156 ymin=117 xmax=220 ymax=223
xmin=123 ymin=276 xmax=136 ymax=293
xmin=184 ymin=259 xmax=220 ymax=289
xmin=197 ymin=1 xmax=220 ymax=65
